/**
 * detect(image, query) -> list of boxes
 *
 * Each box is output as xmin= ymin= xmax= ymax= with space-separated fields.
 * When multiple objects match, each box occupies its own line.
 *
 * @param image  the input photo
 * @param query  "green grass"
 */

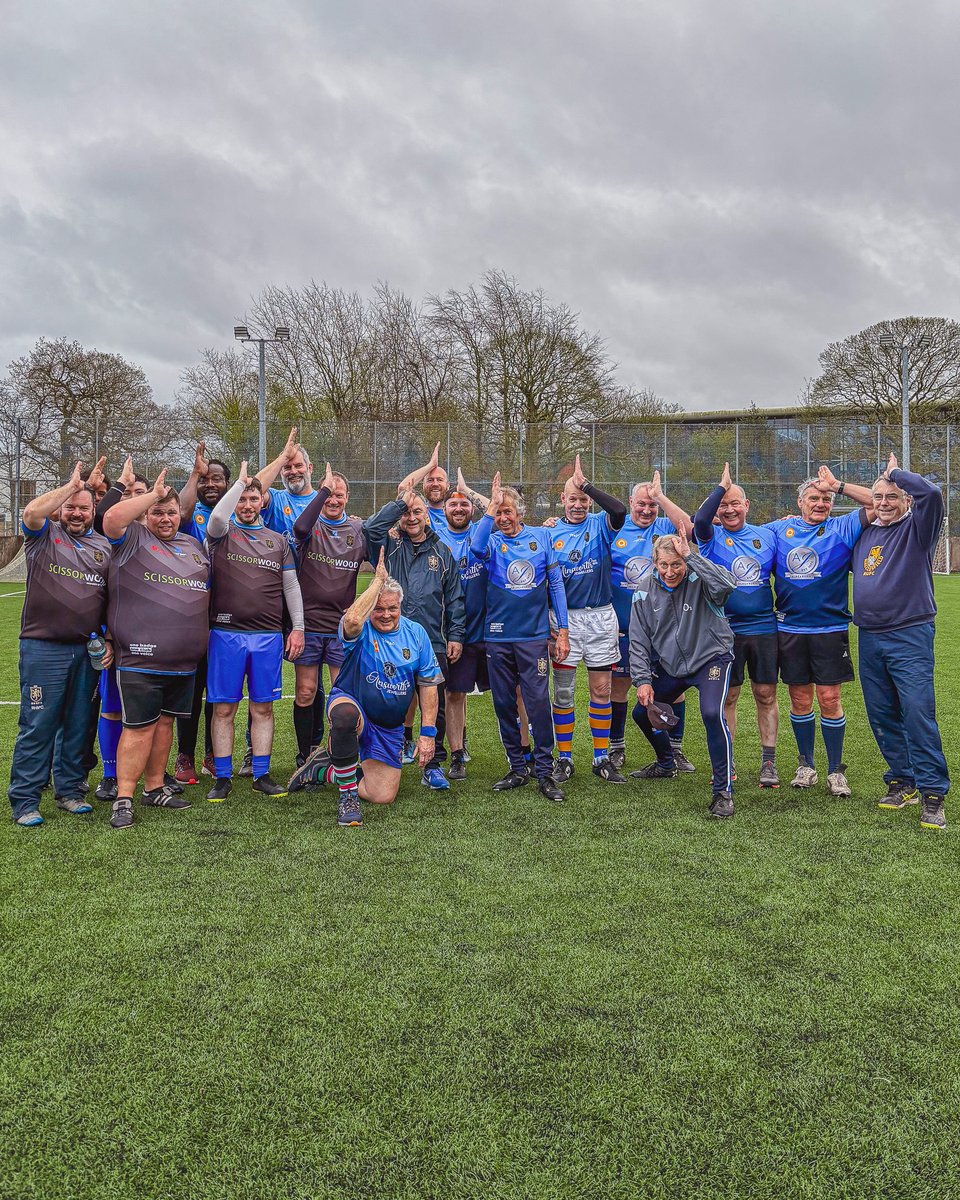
xmin=2 ymin=584 xmax=960 ymax=1198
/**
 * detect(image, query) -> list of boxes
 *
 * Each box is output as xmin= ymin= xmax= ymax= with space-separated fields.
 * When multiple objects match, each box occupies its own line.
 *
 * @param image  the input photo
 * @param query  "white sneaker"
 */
xmin=827 ymin=767 xmax=851 ymax=797
xmin=790 ymin=763 xmax=818 ymax=789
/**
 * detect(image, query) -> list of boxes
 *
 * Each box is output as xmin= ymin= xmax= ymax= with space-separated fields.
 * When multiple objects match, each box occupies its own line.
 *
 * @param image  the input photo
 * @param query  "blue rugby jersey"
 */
xmin=471 ymin=516 xmax=568 ymax=642
xmin=769 ymin=510 xmax=866 ymax=634
xmin=262 ymin=488 xmax=319 ymax=543
xmin=336 ymin=614 xmax=442 ymax=728
xmin=183 ymin=499 xmax=212 ymax=543
xmin=427 ymin=505 xmax=448 ymax=532
xmin=434 ymin=523 xmax=488 ymax=645
xmin=610 ymin=516 xmax=675 ymax=632
xmin=696 ymin=522 xmax=777 ymax=635
xmin=549 ymin=513 xmax=614 ymax=610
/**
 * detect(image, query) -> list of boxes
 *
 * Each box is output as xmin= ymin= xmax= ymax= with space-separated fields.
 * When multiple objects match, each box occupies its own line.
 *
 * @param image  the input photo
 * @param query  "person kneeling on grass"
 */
xmin=288 ymin=549 xmax=443 ymax=827
xmin=204 ymin=462 xmax=305 ymax=802
xmin=628 ymin=525 xmax=738 ymax=819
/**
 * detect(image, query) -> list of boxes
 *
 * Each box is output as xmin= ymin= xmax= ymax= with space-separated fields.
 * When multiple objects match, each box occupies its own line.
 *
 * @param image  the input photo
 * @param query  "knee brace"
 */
xmin=552 ymin=666 xmax=576 ymax=709
xmin=329 ymin=701 xmax=360 ymax=763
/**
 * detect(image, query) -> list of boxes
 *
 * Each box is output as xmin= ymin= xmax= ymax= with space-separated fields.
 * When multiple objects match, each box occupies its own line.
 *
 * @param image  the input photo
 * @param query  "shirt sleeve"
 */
xmin=469 ymin=513 xmax=495 ymax=559
xmin=415 ymin=630 xmax=444 ymax=684
xmin=838 ymin=509 xmax=868 ymax=547
xmin=694 ymin=487 xmax=725 ymax=546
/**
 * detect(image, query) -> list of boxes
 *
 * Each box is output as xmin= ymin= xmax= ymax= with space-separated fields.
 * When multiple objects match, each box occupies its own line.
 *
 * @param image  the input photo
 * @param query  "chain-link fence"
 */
xmin=4 ymin=418 xmax=956 ymax=568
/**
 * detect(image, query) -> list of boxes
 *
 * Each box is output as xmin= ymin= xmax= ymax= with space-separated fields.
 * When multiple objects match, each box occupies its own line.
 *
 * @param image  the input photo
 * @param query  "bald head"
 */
xmin=716 ymin=484 xmax=750 ymax=532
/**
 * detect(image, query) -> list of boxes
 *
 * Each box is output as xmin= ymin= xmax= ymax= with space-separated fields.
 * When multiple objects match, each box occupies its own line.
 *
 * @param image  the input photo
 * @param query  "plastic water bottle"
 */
xmin=87 ymin=633 xmax=107 ymax=671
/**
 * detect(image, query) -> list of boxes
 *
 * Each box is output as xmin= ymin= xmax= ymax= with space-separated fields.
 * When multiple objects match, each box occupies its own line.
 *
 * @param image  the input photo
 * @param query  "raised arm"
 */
xmin=470 ymin=473 xmax=502 ymax=558
xmin=291 ymin=462 xmax=335 ymax=542
xmin=255 ymin=425 xmax=298 ymax=491
xmin=818 ymin=464 xmax=872 ymax=509
xmin=363 ymin=490 xmax=412 ymax=560
xmin=23 ymin=460 xmax=99 ymax=531
xmin=456 ymin=467 xmax=489 ymax=511
xmin=397 ymin=442 xmax=440 ymax=496
xmin=282 ymin=570 xmax=305 ymax=661
xmin=103 ymin=470 xmax=168 ymax=541
xmin=341 ymin=548 xmax=390 ymax=641
xmin=648 ymin=470 xmax=693 ymax=538
xmin=180 ymin=441 xmax=208 ymax=521
xmin=885 ymin=452 xmax=945 ymax=547
xmin=206 ymin=463 xmax=250 ymax=540
xmin=694 ymin=462 xmax=731 ymax=545
xmin=676 ymin=526 xmax=736 ymax=605
xmin=570 ymin=455 xmax=627 ymax=531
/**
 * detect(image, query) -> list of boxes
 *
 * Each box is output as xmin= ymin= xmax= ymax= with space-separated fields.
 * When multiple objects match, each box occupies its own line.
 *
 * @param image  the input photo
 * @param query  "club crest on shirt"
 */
xmin=568 ymin=549 xmax=582 ymax=563
xmin=753 ymin=539 xmax=762 ymax=550
xmin=93 ymin=550 xmax=104 ymax=564
xmin=528 ymin=541 xmax=537 ymax=551
xmin=402 ymin=647 xmax=411 ymax=660
xmin=384 ymin=662 xmax=396 ymax=678
xmin=346 ymin=534 xmax=355 ymax=547
xmin=428 ymin=554 xmax=439 ymax=570
xmin=816 ymin=526 xmax=825 ymax=537
xmin=862 ymin=546 xmax=884 ymax=576
xmin=537 ymin=657 xmax=548 ymax=676
xmin=264 ymin=538 xmax=275 ymax=549
xmin=193 ymin=554 xmax=203 ymax=565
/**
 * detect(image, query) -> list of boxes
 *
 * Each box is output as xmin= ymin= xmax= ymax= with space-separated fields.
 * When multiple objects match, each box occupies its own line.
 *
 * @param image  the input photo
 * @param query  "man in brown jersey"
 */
xmin=204 ymin=463 xmax=305 ymax=801
xmin=103 ymin=470 xmax=210 ymax=829
xmin=8 ymin=462 xmax=112 ymax=827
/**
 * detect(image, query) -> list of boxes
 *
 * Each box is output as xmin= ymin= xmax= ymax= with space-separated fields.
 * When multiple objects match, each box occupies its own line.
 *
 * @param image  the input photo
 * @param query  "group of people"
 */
xmin=8 ymin=429 xmax=949 ymax=832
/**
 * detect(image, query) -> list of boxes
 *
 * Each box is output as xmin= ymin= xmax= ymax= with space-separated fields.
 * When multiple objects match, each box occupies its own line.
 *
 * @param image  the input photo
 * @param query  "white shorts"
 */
xmin=551 ymin=604 xmax=620 ymax=670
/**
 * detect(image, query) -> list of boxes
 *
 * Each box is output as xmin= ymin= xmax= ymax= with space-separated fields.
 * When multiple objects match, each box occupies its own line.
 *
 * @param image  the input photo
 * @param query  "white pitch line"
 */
xmin=0 ymin=589 xmax=25 ymax=598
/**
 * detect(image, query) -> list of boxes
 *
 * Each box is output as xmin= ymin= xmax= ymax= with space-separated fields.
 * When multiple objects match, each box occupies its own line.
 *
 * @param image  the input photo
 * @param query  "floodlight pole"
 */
xmin=900 ymin=343 xmax=911 ymax=471
xmin=234 ymin=325 xmax=290 ymax=468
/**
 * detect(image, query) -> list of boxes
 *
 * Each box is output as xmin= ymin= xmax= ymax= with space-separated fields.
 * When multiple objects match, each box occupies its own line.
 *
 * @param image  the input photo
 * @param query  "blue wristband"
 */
xmin=420 ymin=725 xmax=438 ymax=738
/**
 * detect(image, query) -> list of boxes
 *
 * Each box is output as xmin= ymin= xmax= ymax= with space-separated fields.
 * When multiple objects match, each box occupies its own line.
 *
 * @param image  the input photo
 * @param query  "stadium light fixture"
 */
xmin=232 ymin=323 xmax=293 ymax=467
xmin=880 ymin=330 xmax=929 ymax=470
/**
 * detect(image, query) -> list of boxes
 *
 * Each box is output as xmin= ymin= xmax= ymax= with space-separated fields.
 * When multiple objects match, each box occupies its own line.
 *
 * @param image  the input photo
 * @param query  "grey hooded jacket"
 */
xmin=628 ymin=549 xmax=736 ymax=684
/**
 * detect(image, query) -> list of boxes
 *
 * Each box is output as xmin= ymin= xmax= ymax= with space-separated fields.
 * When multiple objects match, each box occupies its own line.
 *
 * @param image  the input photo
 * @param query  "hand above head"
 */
xmin=68 ymin=461 xmax=84 ymax=492
xmin=322 ymin=461 xmax=335 ymax=492
xmin=151 ymin=469 xmax=168 ymax=501
xmin=457 ymin=467 xmax=469 ymax=494
xmin=87 ymin=456 xmax=107 ymax=491
xmin=238 ymin=460 xmax=251 ymax=487
xmin=649 ymin=469 xmax=664 ymax=501
xmin=674 ymin=524 xmax=691 ymax=559
xmin=374 ymin=546 xmax=389 ymax=582
xmin=817 ymin=464 xmax=840 ymax=492
xmin=720 ymin=461 xmax=732 ymax=490
xmin=118 ymin=455 xmax=135 ymax=488
xmin=886 ymin=452 xmax=899 ymax=476
xmin=570 ymin=454 xmax=586 ymax=491
xmin=489 ymin=470 xmax=503 ymax=507
xmin=193 ymin=441 xmax=208 ymax=478
xmin=283 ymin=426 xmax=299 ymax=462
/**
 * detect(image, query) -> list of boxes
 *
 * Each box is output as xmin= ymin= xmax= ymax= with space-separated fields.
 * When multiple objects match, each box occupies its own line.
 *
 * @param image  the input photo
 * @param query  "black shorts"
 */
xmin=446 ymin=643 xmax=490 ymax=694
xmin=117 ymin=670 xmax=196 ymax=728
xmin=731 ymin=632 xmax=779 ymax=687
xmin=777 ymin=630 xmax=854 ymax=687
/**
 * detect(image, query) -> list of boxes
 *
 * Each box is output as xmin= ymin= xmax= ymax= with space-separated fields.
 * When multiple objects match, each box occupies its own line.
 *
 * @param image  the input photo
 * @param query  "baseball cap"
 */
xmin=646 ymin=700 xmax=679 ymax=730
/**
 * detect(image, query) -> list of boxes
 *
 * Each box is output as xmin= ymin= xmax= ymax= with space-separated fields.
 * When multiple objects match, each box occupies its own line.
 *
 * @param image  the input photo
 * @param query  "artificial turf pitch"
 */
xmin=1 ymin=583 xmax=959 ymax=1199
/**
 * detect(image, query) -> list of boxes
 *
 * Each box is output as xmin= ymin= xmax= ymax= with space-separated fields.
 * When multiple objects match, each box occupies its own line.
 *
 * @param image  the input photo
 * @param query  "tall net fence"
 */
xmin=3 ymin=418 xmax=956 ymax=571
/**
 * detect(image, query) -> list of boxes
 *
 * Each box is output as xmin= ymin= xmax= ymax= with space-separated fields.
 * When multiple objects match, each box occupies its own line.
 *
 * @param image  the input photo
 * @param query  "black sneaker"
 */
xmin=609 ymin=746 xmax=626 ymax=770
xmin=492 ymin=769 xmax=530 ymax=792
xmin=552 ymin=758 xmax=575 ymax=782
xmin=94 ymin=777 xmax=118 ymax=802
xmin=758 ymin=760 xmax=780 ymax=789
xmin=538 ymin=776 xmax=565 ymax=803
xmin=448 ymin=753 xmax=467 ymax=781
xmin=162 ymin=772 xmax=185 ymax=795
xmin=288 ymin=746 xmax=332 ymax=793
xmin=593 ymin=758 xmax=627 ymax=784
xmin=206 ymin=778 xmax=232 ymax=803
xmin=238 ymin=747 xmax=254 ymax=777
xmin=629 ymin=761 xmax=678 ymax=780
xmin=709 ymin=791 xmax=734 ymax=819
xmin=671 ymin=742 xmax=695 ymax=772
xmin=878 ymin=780 xmax=919 ymax=809
xmin=111 ymin=798 xmax=134 ymax=829
xmin=141 ymin=785 xmax=192 ymax=809
xmin=252 ymin=773 xmax=287 ymax=798
xmin=920 ymin=794 xmax=946 ymax=830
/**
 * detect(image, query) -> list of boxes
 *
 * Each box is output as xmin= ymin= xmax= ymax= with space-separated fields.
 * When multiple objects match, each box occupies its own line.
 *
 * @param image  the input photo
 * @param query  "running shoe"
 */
xmin=593 ymin=759 xmax=627 ymax=784
xmin=206 ymin=778 xmax=232 ymax=803
xmin=671 ymin=742 xmax=695 ymax=772
xmin=337 ymin=789 xmax=363 ymax=827
xmin=422 ymin=768 xmax=450 ymax=790
xmin=110 ymin=799 xmax=134 ymax=829
xmin=790 ymin=763 xmax=818 ymax=789
xmin=55 ymin=796 xmax=93 ymax=814
xmin=758 ymin=760 xmax=780 ymax=789
xmin=174 ymin=753 xmax=199 ymax=785
xmin=629 ymin=761 xmax=678 ymax=780
xmin=920 ymin=795 xmax=946 ymax=830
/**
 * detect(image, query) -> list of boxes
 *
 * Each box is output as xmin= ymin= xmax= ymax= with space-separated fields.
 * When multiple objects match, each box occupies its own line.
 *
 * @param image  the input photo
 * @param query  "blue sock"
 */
xmin=252 ymin=754 xmax=270 ymax=778
xmin=790 ymin=712 xmax=816 ymax=767
xmin=214 ymin=754 xmax=233 ymax=780
xmin=820 ymin=716 xmax=846 ymax=774
xmin=610 ymin=701 xmax=628 ymax=748
xmin=98 ymin=716 xmax=121 ymax=779
xmin=673 ymin=699 xmax=686 ymax=740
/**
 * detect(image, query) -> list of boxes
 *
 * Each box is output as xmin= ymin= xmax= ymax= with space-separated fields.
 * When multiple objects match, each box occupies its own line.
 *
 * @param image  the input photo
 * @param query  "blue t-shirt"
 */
xmin=549 ymin=513 xmax=614 ymax=610
xmin=434 ymin=523 xmax=487 ymax=645
xmin=336 ymin=614 xmax=442 ymax=728
xmin=769 ymin=510 xmax=865 ymax=634
xmin=473 ymin=519 xmax=565 ymax=642
xmin=262 ymin=488 xmax=319 ymax=544
xmin=610 ymin=516 xmax=675 ymax=631
xmin=427 ymin=506 xmax=448 ymax=532
xmin=696 ymin=521 xmax=777 ymax=635
xmin=183 ymin=499 xmax=213 ymax=543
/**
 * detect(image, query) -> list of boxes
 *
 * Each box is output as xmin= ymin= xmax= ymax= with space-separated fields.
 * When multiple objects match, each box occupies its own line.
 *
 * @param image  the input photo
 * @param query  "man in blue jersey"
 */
xmin=289 ymin=549 xmax=443 ymax=827
xmin=472 ymin=475 xmax=570 ymax=802
xmin=852 ymin=453 xmax=948 ymax=830
xmin=549 ymin=455 xmax=628 ymax=784
xmin=257 ymin=428 xmax=317 ymax=541
xmin=610 ymin=474 xmax=694 ymax=773
xmin=694 ymin=462 xmax=780 ymax=789
xmin=770 ymin=468 xmax=872 ymax=796
xmin=434 ymin=482 xmax=489 ymax=779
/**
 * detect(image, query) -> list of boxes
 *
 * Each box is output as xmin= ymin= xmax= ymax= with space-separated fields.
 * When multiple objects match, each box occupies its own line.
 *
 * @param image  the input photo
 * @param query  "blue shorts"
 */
xmin=327 ymin=687 xmax=404 ymax=768
xmin=295 ymin=633 xmax=346 ymax=668
xmin=207 ymin=629 xmax=283 ymax=704
xmin=99 ymin=664 xmax=121 ymax=714
xmin=612 ymin=632 xmax=630 ymax=678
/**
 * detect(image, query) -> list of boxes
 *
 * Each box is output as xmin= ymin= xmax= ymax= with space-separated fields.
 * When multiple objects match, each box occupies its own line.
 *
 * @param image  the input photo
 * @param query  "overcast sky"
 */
xmin=2 ymin=0 xmax=957 ymax=412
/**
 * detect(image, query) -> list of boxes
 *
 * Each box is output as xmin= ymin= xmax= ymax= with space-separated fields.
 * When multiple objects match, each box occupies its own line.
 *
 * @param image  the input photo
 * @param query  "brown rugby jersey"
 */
xmin=108 ymin=523 xmax=210 ymax=673
xmin=297 ymin=514 xmax=369 ymax=635
xmin=208 ymin=520 xmax=294 ymax=632
xmin=20 ymin=520 xmax=111 ymax=643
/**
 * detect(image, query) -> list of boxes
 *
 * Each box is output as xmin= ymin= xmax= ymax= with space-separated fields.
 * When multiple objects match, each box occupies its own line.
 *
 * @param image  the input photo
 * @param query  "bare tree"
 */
xmin=809 ymin=316 xmax=960 ymax=422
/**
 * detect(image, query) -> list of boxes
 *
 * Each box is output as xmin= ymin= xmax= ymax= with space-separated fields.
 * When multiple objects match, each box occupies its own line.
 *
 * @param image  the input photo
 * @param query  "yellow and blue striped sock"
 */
xmin=589 ymin=700 xmax=612 ymax=761
xmin=553 ymin=706 xmax=575 ymax=759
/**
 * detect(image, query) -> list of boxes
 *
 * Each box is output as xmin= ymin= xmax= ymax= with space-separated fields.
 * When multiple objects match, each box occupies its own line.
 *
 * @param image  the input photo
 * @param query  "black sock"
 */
xmin=294 ymin=704 xmax=314 ymax=759
xmin=761 ymin=744 xmax=776 ymax=763
xmin=404 ymin=725 xmax=414 ymax=742
xmin=311 ymin=688 xmax=326 ymax=748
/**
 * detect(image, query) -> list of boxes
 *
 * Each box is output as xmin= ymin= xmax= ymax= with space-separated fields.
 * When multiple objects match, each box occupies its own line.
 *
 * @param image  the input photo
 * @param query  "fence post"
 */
xmin=876 ymin=424 xmax=881 ymax=478
xmin=519 ymin=426 xmax=524 ymax=485
xmin=662 ymin=423 xmax=668 ymax=490
xmin=372 ymin=422 xmax=378 ymax=511
xmin=735 ymin=423 xmax=740 ymax=481
xmin=446 ymin=421 xmax=451 ymax=477
xmin=947 ymin=425 xmax=952 ymax=574
xmin=805 ymin=425 xmax=811 ymax=478
xmin=14 ymin=417 xmax=21 ymax=520
xmin=95 ymin=415 xmax=100 ymax=461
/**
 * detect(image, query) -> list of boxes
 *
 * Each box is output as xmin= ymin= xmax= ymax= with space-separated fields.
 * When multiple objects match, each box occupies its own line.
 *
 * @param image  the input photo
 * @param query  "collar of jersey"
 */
xmin=230 ymin=516 xmax=264 ymax=530
xmin=319 ymin=512 xmax=347 ymax=526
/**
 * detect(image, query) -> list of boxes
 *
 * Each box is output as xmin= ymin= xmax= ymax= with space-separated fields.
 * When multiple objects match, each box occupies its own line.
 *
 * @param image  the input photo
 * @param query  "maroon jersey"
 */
xmin=108 ymin=523 xmax=210 ymax=673
xmin=208 ymin=520 xmax=295 ymax=632
xmin=20 ymin=520 xmax=111 ymax=643
xmin=297 ymin=514 xmax=369 ymax=634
